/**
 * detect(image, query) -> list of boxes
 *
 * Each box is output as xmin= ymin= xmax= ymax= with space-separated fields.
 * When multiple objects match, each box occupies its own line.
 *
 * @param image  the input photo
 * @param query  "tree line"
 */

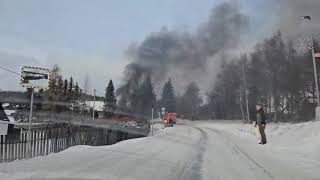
xmin=115 ymin=74 xmax=203 ymax=120
xmin=29 ymin=30 xmax=320 ymax=122
xmin=206 ymin=31 xmax=320 ymax=122
xmin=30 ymin=65 xmax=105 ymax=113
xmin=116 ymin=31 xmax=320 ymax=122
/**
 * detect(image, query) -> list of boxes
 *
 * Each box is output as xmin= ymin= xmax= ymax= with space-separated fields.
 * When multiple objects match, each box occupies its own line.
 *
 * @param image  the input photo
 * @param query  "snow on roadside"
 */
xmin=214 ymin=121 xmax=320 ymax=151
xmin=0 ymin=122 xmax=191 ymax=180
xmin=202 ymin=120 xmax=320 ymax=145
xmin=199 ymin=120 xmax=320 ymax=177
xmin=149 ymin=123 xmax=165 ymax=136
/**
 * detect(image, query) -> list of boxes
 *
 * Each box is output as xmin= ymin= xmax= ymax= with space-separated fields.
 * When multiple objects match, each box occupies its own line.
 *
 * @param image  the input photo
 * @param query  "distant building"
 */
xmin=85 ymin=101 xmax=105 ymax=112
xmin=82 ymin=101 xmax=104 ymax=118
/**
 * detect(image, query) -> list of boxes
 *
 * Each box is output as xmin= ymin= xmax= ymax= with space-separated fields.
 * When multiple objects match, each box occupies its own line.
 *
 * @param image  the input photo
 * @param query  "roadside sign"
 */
xmin=161 ymin=107 xmax=166 ymax=115
xmin=20 ymin=66 xmax=50 ymax=89
xmin=20 ymin=66 xmax=49 ymax=158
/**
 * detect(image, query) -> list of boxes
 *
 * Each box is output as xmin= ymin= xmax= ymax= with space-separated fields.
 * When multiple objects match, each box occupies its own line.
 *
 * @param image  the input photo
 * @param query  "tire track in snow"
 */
xmin=206 ymin=127 xmax=276 ymax=180
xmin=179 ymin=126 xmax=208 ymax=180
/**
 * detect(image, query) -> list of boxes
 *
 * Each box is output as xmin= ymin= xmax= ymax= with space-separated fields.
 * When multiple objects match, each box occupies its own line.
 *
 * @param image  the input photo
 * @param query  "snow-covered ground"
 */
xmin=201 ymin=120 xmax=320 ymax=178
xmin=0 ymin=120 xmax=319 ymax=180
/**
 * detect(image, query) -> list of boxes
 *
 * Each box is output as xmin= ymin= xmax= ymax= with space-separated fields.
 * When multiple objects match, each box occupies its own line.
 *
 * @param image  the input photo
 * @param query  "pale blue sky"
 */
xmin=0 ymin=0 xmax=274 ymax=94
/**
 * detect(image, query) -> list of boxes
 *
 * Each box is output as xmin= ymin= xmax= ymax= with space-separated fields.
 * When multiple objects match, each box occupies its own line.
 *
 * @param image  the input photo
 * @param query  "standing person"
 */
xmin=254 ymin=105 xmax=267 ymax=144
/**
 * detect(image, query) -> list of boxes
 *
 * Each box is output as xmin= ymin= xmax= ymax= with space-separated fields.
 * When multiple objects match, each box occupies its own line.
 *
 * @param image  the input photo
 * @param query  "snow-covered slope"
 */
xmin=201 ymin=120 xmax=320 ymax=177
xmin=0 ymin=120 xmax=319 ymax=180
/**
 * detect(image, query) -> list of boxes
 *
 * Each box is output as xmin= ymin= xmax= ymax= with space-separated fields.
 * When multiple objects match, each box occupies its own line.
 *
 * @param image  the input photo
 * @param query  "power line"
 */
xmin=0 ymin=65 xmax=21 ymax=76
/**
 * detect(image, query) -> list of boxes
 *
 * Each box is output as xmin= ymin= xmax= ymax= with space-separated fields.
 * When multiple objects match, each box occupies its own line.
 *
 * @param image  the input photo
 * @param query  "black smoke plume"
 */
xmin=118 ymin=2 xmax=249 ymax=100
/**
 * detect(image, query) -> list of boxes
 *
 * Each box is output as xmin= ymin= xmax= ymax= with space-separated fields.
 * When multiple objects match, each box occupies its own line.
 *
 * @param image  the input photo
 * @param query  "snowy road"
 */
xmin=0 ymin=121 xmax=319 ymax=180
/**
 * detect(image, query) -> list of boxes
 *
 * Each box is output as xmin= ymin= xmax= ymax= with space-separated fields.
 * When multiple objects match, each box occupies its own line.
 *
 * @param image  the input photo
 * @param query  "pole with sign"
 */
xmin=151 ymin=106 xmax=154 ymax=136
xmin=299 ymin=16 xmax=320 ymax=120
xmin=161 ymin=107 xmax=166 ymax=127
xmin=20 ymin=66 xmax=50 ymax=158
xmin=27 ymin=88 xmax=34 ymax=158
xmin=311 ymin=36 xmax=320 ymax=106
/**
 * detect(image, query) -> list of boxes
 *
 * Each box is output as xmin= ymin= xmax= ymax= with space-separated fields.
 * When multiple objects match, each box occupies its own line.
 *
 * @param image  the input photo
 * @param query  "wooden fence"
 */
xmin=0 ymin=124 xmax=145 ymax=163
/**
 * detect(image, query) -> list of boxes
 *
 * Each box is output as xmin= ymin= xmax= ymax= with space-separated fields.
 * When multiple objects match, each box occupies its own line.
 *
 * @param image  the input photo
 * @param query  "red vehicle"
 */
xmin=169 ymin=113 xmax=177 ymax=124
xmin=163 ymin=112 xmax=177 ymax=127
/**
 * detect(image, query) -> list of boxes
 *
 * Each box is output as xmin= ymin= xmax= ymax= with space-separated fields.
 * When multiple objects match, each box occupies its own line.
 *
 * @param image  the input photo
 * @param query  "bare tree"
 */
xmin=83 ymin=74 xmax=91 ymax=95
xmin=81 ymin=74 xmax=91 ymax=115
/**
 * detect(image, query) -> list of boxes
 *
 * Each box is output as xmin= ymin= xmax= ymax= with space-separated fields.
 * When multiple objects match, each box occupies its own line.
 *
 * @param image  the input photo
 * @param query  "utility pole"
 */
xmin=242 ymin=61 xmax=250 ymax=123
xmin=92 ymin=89 xmax=96 ymax=120
xmin=151 ymin=106 xmax=154 ymax=136
xmin=239 ymin=95 xmax=245 ymax=121
xmin=299 ymin=15 xmax=320 ymax=120
xmin=311 ymin=36 xmax=320 ymax=106
xmin=20 ymin=66 xmax=49 ymax=159
xmin=27 ymin=88 xmax=34 ymax=159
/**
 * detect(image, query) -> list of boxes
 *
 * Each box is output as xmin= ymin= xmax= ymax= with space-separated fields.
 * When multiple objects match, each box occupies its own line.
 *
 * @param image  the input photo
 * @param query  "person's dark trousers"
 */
xmin=258 ymin=124 xmax=267 ymax=143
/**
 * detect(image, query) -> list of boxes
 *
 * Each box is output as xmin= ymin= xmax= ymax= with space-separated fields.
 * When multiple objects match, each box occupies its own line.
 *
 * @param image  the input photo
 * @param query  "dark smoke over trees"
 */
xmin=161 ymin=78 xmax=176 ymax=113
xmin=117 ymin=1 xmax=320 ymax=122
xmin=206 ymin=31 xmax=320 ymax=122
xmin=131 ymin=74 xmax=156 ymax=117
xmin=117 ymin=2 xmax=249 ymax=113
xmin=277 ymin=0 xmax=320 ymax=38
xmin=207 ymin=59 xmax=242 ymax=120
xmin=177 ymin=82 xmax=202 ymax=120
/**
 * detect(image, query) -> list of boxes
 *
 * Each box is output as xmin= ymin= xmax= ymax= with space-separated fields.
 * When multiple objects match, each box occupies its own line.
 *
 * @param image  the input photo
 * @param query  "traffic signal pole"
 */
xmin=27 ymin=88 xmax=34 ymax=159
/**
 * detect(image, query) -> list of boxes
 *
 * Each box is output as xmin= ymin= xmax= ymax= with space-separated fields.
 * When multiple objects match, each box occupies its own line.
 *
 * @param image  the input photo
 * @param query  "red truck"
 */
xmin=164 ymin=112 xmax=177 ymax=127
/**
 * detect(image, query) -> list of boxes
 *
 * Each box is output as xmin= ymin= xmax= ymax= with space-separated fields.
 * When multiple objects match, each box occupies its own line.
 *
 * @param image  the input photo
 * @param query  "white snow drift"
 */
xmin=0 ymin=120 xmax=319 ymax=180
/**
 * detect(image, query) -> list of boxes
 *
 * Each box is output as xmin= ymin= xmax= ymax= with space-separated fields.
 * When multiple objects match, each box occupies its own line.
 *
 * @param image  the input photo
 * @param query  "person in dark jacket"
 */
xmin=254 ymin=105 xmax=267 ymax=144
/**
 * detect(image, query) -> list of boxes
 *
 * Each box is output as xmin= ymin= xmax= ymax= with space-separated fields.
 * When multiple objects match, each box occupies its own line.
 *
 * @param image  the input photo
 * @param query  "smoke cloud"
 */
xmin=277 ymin=0 xmax=320 ymax=38
xmin=118 ymin=2 xmax=249 ymax=98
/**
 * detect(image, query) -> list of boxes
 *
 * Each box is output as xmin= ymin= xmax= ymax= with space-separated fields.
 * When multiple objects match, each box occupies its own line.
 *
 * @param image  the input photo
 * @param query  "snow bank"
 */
xmin=216 ymin=121 xmax=320 ymax=151
xmin=149 ymin=123 xmax=165 ymax=136
xmin=202 ymin=120 xmax=320 ymax=144
xmin=0 ymin=123 xmax=193 ymax=180
xmin=198 ymin=120 xmax=320 ymax=177
xmin=1 ymin=119 xmax=319 ymax=180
